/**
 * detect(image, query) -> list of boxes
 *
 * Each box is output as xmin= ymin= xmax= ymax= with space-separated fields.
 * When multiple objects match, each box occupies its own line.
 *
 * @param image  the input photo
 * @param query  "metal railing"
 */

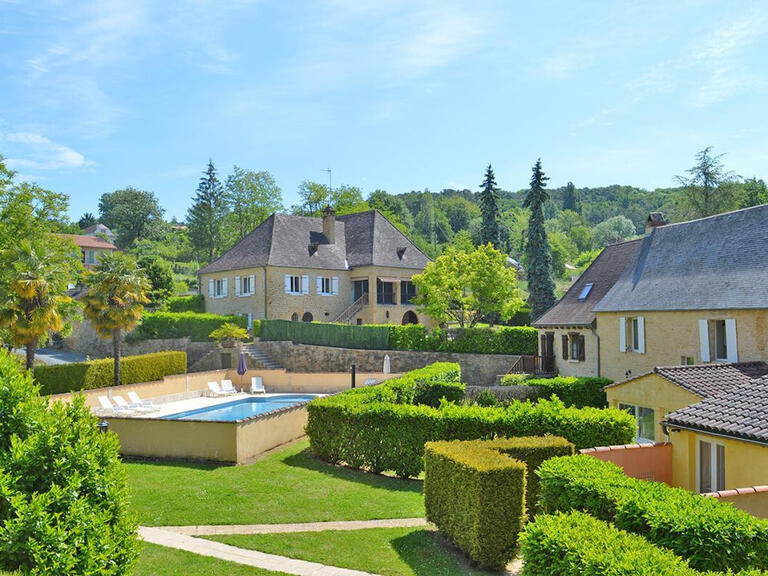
xmin=333 ymin=293 xmax=369 ymax=324
xmin=507 ymin=355 xmax=555 ymax=376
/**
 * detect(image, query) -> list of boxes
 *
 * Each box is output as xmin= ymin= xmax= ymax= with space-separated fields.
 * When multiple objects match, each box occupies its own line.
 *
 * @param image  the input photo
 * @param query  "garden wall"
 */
xmin=257 ymin=340 xmax=520 ymax=385
xmin=580 ymin=442 xmax=673 ymax=485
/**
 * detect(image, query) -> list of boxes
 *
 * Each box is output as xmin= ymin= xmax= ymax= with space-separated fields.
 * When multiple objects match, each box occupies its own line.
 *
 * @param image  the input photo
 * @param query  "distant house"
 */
xmin=532 ymin=239 xmax=641 ymax=377
xmin=593 ymin=205 xmax=768 ymax=381
xmin=81 ymin=223 xmax=117 ymax=244
xmin=198 ymin=208 xmax=432 ymax=328
xmin=61 ymin=234 xmax=118 ymax=269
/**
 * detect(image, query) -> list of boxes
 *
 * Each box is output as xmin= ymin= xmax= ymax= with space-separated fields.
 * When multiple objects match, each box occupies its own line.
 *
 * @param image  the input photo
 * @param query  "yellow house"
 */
xmin=61 ymin=234 xmax=118 ymax=269
xmin=593 ymin=205 xmax=768 ymax=382
xmin=533 ymin=239 xmax=640 ymax=377
xmin=663 ymin=374 xmax=768 ymax=496
xmin=198 ymin=208 xmax=432 ymax=328
xmin=604 ymin=362 xmax=768 ymax=443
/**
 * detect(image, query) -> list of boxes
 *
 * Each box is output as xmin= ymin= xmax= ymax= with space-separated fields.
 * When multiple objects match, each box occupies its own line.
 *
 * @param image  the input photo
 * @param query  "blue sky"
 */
xmin=1 ymin=0 xmax=767 ymax=221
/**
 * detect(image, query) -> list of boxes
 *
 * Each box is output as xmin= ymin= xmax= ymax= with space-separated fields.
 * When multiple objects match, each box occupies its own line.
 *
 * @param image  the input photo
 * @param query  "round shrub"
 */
xmin=0 ymin=351 xmax=138 ymax=575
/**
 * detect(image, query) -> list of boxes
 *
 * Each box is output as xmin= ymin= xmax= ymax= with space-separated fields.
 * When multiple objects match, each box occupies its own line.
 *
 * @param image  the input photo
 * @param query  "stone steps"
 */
xmin=242 ymin=344 xmax=283 ymax=370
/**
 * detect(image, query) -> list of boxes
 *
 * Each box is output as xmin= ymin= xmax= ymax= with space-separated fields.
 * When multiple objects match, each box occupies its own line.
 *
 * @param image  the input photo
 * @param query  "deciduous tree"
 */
xmin=224 ymin=166 xmax=283 ymax=244
xmin=98 ymin=187 xmax=165 ymax=247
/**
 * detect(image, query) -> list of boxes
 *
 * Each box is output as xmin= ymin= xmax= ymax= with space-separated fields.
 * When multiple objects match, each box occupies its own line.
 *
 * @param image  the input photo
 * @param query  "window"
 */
xmin=377 ymin=279 xmax=395 ymax=305
xmin=698 ymin=439 xmax=725 ymax=493
xmin=291 ymin=313 xmax=299 ymax=322
xmin=302 ymin=312 xmax=313 ymax=322
xmin=236 ymin=275 xmax=254 ymax=297
xmin=713 ymin=319 xmax=728 ymax=361
xmin=214 ymin=278 xmax=226 ymax=298
xmin=285 ymin=275 xmax=305 ymax=295
xmin=699 ymin=318 xmax=737 ymax=363
xmin=353 ymin=279 xmax=369 ymax=301
xmin=562 ymin=333 xmax=585 ymax=362
xmin=577 ymin=283 xmax=593 ymax=300
xmin=401 ymin=281 xmax=417 ymax=304
xmin=619 ymin=316 xmax=645 ymax=353
xmin=619 ymin=403 xmax=655 ymax=442
xmin=87 ymin=250 xmax=96 ymax=264
xmin=318 ymin=276 xmax=331 ymax=295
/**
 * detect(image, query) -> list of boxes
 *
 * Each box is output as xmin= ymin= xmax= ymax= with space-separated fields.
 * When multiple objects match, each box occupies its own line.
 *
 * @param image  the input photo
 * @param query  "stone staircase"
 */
xmin=242 ymin=343 xmax=283 ymax=370
xmin=332 ymin=293 xmax=368 ymax=324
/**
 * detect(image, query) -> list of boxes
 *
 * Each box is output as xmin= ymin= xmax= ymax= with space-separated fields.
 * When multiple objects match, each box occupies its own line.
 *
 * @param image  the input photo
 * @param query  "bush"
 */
xmin=129 ymin=311 xmax=249 ymax=342
xmin=209 ymin=322 xmax=250 ymax=346
xmin=166 ymin=294 xmax=205 ymax=313
xmin=33 ymin=351 xmax=187 ymax=395
xmin=537 ymin=455 xmax=768 ymax=572
xmin=500 ymin=373 xmax=533 ymax=386
xmin=445 ymin=326 xmax=538 ymax=355
xmin=0 ymin=351 xmax=138 ymax=575
xmin=261 ymin=319 xmax=389 ymax=350
xmin=306 ymin=364 xmax=635 ymax=478
xmin=524 ymin=376 xmax=611 ymax=408
xmin=475 ymin=390 xmax=500 ymax=407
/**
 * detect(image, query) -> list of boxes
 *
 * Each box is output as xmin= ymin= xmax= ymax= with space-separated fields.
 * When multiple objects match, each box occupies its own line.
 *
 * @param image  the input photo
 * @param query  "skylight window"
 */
xmin=578 ymin=283 xmax=594 ymax=300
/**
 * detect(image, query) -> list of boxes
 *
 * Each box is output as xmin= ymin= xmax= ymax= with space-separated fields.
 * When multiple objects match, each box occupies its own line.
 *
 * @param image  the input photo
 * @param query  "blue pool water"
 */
xmin=163 ymin=394 xmax=318 ymax=422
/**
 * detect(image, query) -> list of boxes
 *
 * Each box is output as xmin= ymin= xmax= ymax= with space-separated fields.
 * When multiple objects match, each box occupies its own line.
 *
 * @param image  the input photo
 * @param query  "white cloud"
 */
xmin=3 ymin=133 xmax=89 ymax=170
xmin=696 ymin=16 xmax=768 ymax=60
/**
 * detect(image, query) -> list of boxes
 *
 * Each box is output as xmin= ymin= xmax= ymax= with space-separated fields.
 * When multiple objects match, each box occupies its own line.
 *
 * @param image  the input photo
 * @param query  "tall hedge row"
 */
xmin=500 ymin=375 xmax=611 ymax=408
xmin=33 ymin=351 xmax=187 ymax=395
xmin=424 ymin=437 xmax=574 ymax=570
xmin=305 ymin=363 xmax=635 ymax=478
xmin=129 ymin=312 xmax=250 ymax=342
xmin=166 ymin=294 xmax=205 ymax=313
xmin=537 ymin=455 xmax=768 ymax=572
xmin=261 ymin=319 xmax=390 ymax=350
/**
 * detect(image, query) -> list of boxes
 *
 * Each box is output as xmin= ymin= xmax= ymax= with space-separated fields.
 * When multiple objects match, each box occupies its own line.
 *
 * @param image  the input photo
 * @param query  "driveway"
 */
xmin=14 ymin=348 xmax=88 ymax=365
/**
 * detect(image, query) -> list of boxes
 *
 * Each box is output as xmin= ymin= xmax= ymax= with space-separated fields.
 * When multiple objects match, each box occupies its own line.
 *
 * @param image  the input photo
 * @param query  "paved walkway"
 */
xmin=159 ymin=517 xmax=429 ymax=536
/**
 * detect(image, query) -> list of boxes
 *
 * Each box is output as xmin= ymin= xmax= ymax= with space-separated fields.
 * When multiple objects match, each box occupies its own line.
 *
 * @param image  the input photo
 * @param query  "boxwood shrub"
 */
xmin=166 ymin=294 xmax=205 ymax=313
xmin=537 ymin=455 xmax=768 ymax=572
xmin=526 ymin=376 xmax=611 ymax=408
xmin=306 ymin=363 xmax=634 ymax=478
xmin=33 ymin=351 xmax=187 ymax=395
xmin=425 ymin=436 xmax=574 ymax=569
xmin=129 ymin=311 xmax=250 ymax=342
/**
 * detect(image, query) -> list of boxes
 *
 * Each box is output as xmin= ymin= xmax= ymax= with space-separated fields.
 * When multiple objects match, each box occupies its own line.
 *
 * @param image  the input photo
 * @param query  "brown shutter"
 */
xmin=562 ymin=335 xmax=569 ymax=359
xmin=578 ymin=335 xmax=586 ymax=361
xmin=540 ymin=335 xmax=546 ymax=356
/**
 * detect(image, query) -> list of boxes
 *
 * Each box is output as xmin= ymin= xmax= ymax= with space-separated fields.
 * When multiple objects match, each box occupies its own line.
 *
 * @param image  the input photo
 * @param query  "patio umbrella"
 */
xmin=237 ymin=351 xmax=247 ymax=392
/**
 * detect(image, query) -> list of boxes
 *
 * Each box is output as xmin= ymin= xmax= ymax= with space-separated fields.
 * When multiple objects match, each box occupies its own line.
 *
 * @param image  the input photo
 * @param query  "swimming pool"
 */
xmin=163 ymin=394 xmax=318 ymax=422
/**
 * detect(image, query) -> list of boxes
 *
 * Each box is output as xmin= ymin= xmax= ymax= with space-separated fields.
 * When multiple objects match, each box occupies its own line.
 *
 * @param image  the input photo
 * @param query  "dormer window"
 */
xmin=577 ymin=283 xmax=593 ymax=300
xmin=308 ymin=242 xmax=318 ymax=255
xmin=397 ymin=247 xmax=406 ymax=260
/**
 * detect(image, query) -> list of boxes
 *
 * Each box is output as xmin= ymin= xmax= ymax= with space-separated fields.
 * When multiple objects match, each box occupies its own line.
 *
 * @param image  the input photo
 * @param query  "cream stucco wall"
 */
xmin=597 ymin=309 xmax=768 ymax=382
xmin=538 ymin=327 xmax=599 ymax=377
xmin=200 ymin=264 xmax=431 ymax=326
xmin=669 ymin=428 xmax=768 ymax=493
xmin=606 ymin=373 xmax=702 ymax=442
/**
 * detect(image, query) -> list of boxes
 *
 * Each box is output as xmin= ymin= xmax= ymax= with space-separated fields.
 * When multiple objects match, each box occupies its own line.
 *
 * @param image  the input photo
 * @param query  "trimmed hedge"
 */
xmin=306 ymin=363 xmax=635 ymax=478
xmin=537 ymin=455 xmax=768 ymax=572
xmin=33 ymin=351 xmax=187 ymax=395
xmin=526 ymin=376 xmax=611 ymax=408
xmin=129 ymin=311 xmax=250 ymax=342
xmin=425 ymin=437 xmax=574 ymax=569
xmin=261 ymin=319 xmax=390 ymax=350
xmin=166 ymin=294 xmax=205 ymax=313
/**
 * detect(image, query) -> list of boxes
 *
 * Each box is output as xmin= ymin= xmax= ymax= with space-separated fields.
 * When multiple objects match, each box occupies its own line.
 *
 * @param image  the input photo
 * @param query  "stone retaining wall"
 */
xmin=256 ymin=341 xmax=520 ymax=386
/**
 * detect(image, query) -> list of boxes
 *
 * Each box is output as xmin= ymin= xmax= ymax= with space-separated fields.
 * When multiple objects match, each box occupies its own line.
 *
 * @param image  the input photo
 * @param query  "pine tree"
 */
xmin=524 ymin=158 xmax=556 ymax=319
xmin=562 ymin=181 xmax=578 ymax=212
xmin=478 ymin=164 xmax=501 ymax=248
xmin=187 ymin=160 xmax=228 ymax=261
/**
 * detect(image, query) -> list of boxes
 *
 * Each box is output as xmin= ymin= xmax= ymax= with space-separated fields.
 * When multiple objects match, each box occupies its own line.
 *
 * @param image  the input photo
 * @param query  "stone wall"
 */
xmin=256 ymin=341 xmax=520 ymax=386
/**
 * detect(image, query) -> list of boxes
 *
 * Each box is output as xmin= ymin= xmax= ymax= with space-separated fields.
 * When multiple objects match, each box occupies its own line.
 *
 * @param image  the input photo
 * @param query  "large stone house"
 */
xmin=198 ymin=208 xmax=432 ymax=328
xmin=593 ymin=204 xmax=768 ymax=382
xmin=532 ymin=239 xmax=641 ymax=377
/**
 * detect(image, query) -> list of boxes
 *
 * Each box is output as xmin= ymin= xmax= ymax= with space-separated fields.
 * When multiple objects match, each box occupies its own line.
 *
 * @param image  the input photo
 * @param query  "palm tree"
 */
xmin=0 ymin=240 xmax=79 ymax=369
xmin=82 ymin=252 xmax=150 ymax=387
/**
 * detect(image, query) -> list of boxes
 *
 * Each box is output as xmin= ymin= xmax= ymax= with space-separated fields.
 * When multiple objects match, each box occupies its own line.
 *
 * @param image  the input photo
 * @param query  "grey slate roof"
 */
xmin=533 ymin=239 xmax=641 ymax=327
xmin=605 ymin=362 xmax=768 ymax=398
xmin=594 ymin=204 xmax=768 ymax=312
xmin=664 ymin=374 xmax=768 ymax=444
xmin=199 ymin=210 xmax=429 ymax=274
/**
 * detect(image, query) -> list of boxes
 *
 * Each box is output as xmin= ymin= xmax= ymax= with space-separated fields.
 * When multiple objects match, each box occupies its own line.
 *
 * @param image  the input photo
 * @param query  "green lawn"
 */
xmin=207 ymin=527 xmax=496 ymax=576
xmin=126 ymin=440 xmax=424 ymax=526
xmin=132 ymin=543 xmax=288 ymax=575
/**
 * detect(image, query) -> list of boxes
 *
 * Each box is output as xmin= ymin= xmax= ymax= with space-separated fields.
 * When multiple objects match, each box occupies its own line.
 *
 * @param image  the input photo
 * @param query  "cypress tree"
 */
xmin=478 ymin=164 xmax=501 ymax=248
xmin=187 ymin=160 xmax=228 ymax=262
xmin=562 ymin=181 xmax=578 ymax=212
xmin=524 ymin=158 xmax=556 ymax=319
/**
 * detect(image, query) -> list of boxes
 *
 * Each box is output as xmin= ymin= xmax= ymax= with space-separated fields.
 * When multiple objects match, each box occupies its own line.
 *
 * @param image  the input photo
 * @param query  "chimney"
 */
xmin=322 ymin=206 xmax=336 ymax=244
xmin=645 ymin=212 xmax=666 ymax=235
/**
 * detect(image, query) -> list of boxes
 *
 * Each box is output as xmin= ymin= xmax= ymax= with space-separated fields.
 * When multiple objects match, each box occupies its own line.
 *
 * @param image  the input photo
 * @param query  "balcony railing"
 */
xmin=508 ymin=355 xmax=555 ymax=376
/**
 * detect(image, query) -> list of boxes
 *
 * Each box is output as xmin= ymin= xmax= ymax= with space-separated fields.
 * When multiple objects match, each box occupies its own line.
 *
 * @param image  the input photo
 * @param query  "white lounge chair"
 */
xmin=98 ymin=395 xmax=133 ymax=415
xmin=364 ymin=378 xmax=377 ymax=387
xmin=250 ymin=376 xmax=265 ymax=394
xmin=208 ymin=382 xmax=226 ymax=397
xmin=220 ymin=380 xmax=237 ymax=395
xmin=127 ymin=391 xmax=160 ymax=412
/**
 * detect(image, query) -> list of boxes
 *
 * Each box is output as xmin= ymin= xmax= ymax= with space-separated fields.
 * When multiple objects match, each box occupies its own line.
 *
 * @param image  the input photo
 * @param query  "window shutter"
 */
xmin=249 ymin=275 xmax=255 ymax=295
xmin=725 ymin=318 xmax=738 ymax=363
xmin=540 ymin=335 xmax=546 ymax=356
xmin=284 ymin=275 xmax=291 ymax=294
xmin=302 ymin=274 xmax=309 ymax=295
xmin=316 ymin=276 xmax=323 ymax=294
xmin=562 ymin=335 xmax=569 ymax=360
xmin=222 ymin=277 xmax=228 ymax=298
xmin=235 ymin=276 xmax=241 ymax=297
xmin=699 ymin=319 xmax=710 ymax=362
xmin=637 ymin=316 xmax=645 ymax=354
xmin=332 ymin=276 xmax=339 ymax=295
xmin=619 ymin=317 xmax=626 ymax=352
xmin=578 ymin=335 xmax=586 ymax=361
xmin=208 ymin=278 xmax=214 ymax=298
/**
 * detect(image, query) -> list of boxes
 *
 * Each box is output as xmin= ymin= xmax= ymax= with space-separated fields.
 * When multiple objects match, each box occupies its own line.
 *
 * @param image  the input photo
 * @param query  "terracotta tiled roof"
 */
xmin=61 ymin=234 xmax=118 ymax=251
xmin=533 ymin=239 xmax=641 ymax=327
xmin=664 ymin=374 xmax=768 ymax=444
